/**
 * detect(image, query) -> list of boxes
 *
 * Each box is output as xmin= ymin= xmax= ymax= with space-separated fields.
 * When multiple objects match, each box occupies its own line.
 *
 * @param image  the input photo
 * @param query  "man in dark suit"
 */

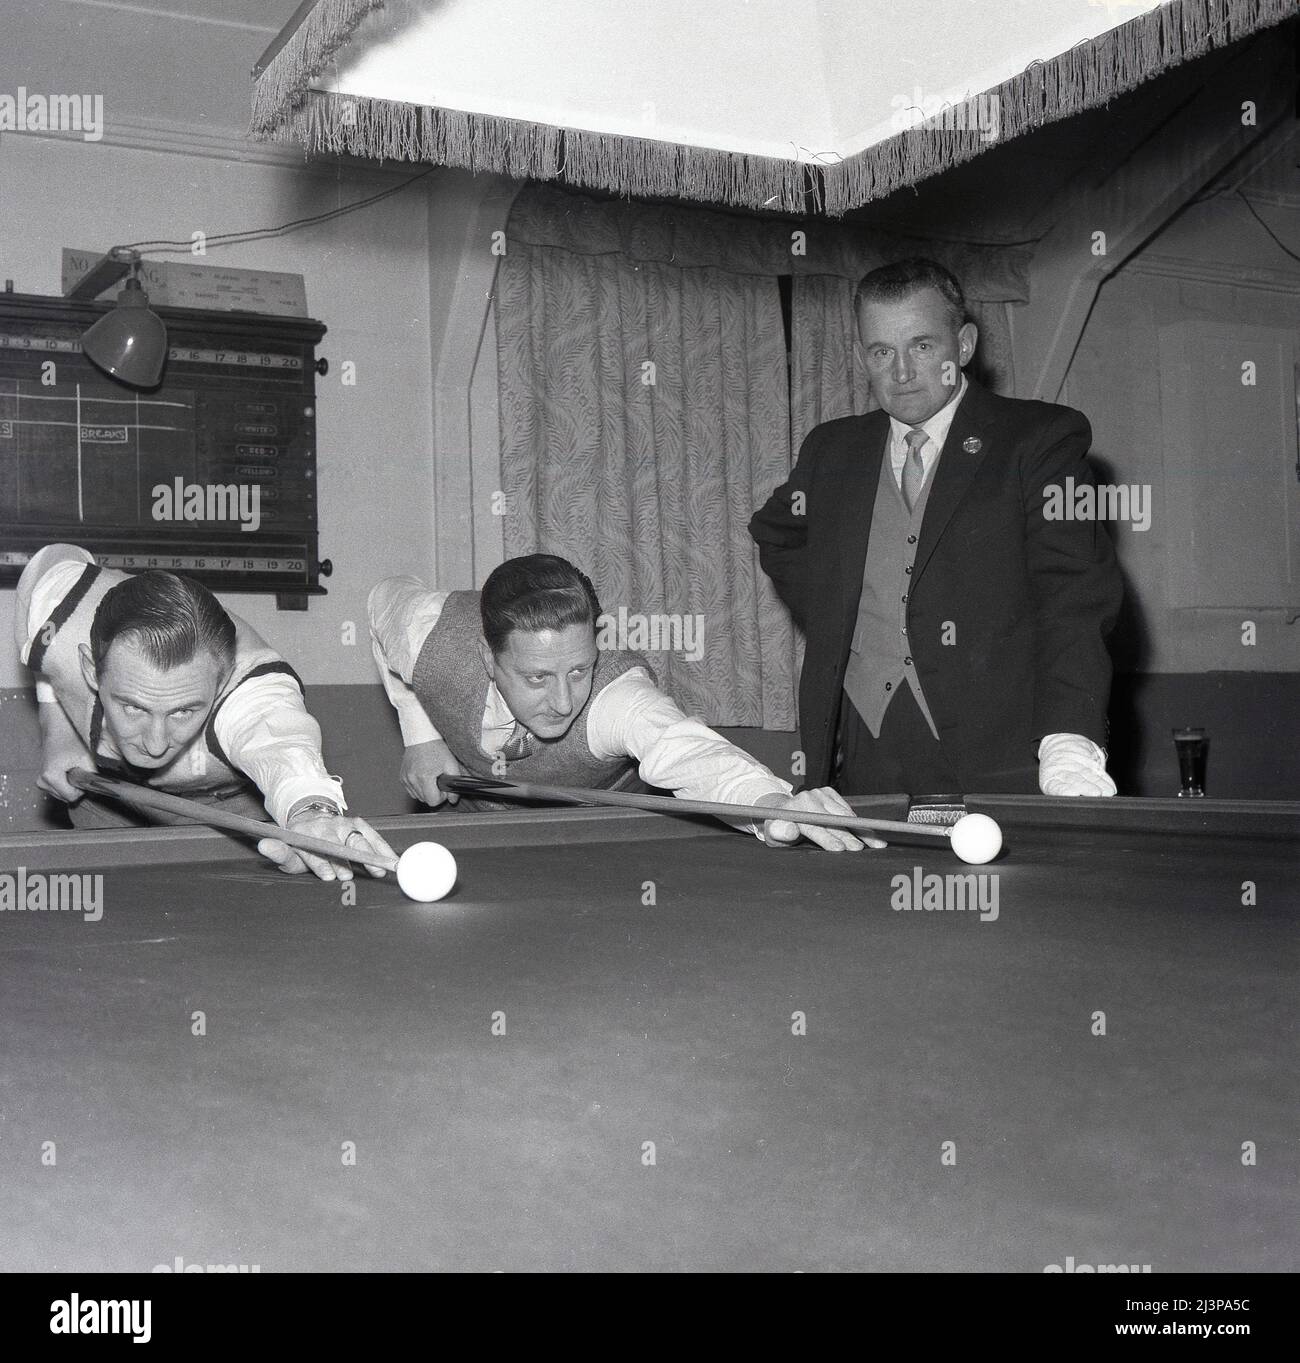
xmin=749 ymin=258 xmax=1122 ymax=796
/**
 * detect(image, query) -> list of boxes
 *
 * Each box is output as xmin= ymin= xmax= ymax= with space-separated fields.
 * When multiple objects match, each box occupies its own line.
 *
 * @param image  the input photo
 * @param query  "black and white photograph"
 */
xmin=0 ymin=0 xmax=1295 ymax=1321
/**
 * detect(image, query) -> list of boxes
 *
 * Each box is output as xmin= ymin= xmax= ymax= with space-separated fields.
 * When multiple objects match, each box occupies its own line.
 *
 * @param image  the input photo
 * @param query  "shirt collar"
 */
xmin=484 ymin=680 xmax=517 ymax=732
xmin=888 ymin=373 xmax=969 ymax=452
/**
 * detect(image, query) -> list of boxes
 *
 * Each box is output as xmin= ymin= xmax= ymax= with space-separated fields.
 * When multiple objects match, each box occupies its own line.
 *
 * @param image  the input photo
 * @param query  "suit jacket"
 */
xmin=748 ymin=380 xmax=1122 ymax=791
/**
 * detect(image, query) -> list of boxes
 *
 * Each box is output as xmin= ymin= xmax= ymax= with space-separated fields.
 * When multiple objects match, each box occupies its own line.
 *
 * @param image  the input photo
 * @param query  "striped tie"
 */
xmin=500 ymin=722 xmax=533 ymax=762
xmin=902 ymin=427 xmax=928 ymax=512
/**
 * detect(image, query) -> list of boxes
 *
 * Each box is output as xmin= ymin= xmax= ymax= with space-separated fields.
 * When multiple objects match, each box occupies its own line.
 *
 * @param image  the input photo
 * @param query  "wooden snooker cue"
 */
xmin=437 ymin=774 xmax=952 ymax=842
xmin=68 ymin=769 xmax=399 ymax=873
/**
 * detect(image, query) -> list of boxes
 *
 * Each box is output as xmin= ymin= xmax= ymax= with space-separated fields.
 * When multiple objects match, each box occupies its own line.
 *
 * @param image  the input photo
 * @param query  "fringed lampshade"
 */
xmin=252 ymin=0 xmax=1295 ymax=216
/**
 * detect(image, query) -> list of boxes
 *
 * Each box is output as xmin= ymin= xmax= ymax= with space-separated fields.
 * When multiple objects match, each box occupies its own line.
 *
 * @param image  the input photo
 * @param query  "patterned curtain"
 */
xmin=790 ymin=273 xmax=877 ymax=447
xmin=497 ymin=189 xmax=799 ymax=727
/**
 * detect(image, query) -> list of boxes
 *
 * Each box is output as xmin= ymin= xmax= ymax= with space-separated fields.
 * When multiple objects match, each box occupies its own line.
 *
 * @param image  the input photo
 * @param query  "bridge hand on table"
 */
xmin=753 ymin=787 xmax=884 ymax=853
xmin=257 ymin=811 xmax=396 ymax=881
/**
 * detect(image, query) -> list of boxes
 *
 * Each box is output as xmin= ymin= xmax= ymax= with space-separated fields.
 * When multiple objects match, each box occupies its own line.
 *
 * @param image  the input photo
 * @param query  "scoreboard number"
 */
xmin=0 ymin=549 xmax=307 ymax=575
xmin=0 ymin=331 xmax=304 ymax=369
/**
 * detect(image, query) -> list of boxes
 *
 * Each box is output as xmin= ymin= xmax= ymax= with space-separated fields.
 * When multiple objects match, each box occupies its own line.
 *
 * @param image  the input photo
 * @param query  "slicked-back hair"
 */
xmin=90 ymin=571 xmax=236 ymax=675
xmin=481 ymin=555 xmax=602 ymax=656
xmin=855 ymin=257 xmax=968 ymax=330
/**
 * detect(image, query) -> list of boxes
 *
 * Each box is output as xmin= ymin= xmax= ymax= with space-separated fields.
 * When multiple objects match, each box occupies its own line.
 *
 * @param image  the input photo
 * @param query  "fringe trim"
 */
xmin=268 ymin=94 xmax=816 ymax=214
xmin=250 ymin=0 xmax=386 ymax=137
xmin=822 ymin=0 xmax=1297 ymax=215
xmin=251 ymin=0 xmax=1294 ymax=216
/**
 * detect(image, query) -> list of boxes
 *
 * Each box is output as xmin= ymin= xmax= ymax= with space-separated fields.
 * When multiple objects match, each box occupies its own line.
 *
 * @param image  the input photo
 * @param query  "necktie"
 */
xmin=902 ymin=428 xmax=928 ymax=512
xmin=500 ymin=722 xmax=533 ymax=762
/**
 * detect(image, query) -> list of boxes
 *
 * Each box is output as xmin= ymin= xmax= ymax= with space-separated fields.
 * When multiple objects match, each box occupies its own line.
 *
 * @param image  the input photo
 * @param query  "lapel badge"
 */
xmin=962 ymin=436 xmax=982 ymax=454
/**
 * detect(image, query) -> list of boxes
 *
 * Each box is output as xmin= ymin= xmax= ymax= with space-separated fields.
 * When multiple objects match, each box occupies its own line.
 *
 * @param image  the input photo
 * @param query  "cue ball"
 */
xmin=396 ymin=841 xmax=458 ymax=902
xmin=949 ymin=813 xmax=1002 ymax=865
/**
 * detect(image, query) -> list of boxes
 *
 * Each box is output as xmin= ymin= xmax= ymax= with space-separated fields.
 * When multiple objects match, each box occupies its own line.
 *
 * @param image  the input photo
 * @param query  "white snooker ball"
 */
xmin=949 ymin=813 xmax=1002 ymax=865
xmin=396 ymin=841 xmax=458 ymax=902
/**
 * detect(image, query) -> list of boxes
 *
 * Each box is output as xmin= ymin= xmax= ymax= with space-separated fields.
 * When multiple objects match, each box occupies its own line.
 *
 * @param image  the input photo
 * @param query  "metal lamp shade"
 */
xmin=82 ymin=277 xmax=168 ymax=386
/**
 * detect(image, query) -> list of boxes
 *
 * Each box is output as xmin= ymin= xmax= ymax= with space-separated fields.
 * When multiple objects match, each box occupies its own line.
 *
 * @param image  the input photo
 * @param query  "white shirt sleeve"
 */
xmin=212 ymin=669 xmax=347 ymax=827
xmin=15 ymin=544 xmax=97 ymax=703
xmin=367 ymin=577 xmax=448 ymax=747
xmin=587 ymin=668 xmax=792 ymax=835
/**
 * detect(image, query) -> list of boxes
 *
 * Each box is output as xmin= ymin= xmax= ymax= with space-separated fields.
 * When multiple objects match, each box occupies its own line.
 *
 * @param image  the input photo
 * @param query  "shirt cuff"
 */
xmin=265 ymin=773 xmax=348 ymax=828
xmin=727 ymin=773 xmax=794 ymax=840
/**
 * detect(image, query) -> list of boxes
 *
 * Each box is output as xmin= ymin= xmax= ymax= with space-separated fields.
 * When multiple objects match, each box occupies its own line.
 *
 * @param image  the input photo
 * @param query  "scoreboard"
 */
xmin=0 ymin=291 xmax=329 ymax=608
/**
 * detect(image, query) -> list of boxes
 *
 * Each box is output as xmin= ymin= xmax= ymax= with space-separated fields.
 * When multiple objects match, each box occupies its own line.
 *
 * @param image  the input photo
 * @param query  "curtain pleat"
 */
xmin=497 ymin=229 xmax=798 ymax=727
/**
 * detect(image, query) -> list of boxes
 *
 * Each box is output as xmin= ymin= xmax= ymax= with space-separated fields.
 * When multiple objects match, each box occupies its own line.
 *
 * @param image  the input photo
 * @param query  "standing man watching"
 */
xmin=749 ymin=258 xmax=1123 ymax=797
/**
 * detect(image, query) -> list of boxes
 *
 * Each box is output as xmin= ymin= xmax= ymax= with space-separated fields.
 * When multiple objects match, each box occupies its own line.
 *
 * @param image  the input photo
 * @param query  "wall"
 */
xmin=1067 ymin=256 xmax=1298 ymax=673
xmin=1039 ymin=149 xmax=1300 ymax=796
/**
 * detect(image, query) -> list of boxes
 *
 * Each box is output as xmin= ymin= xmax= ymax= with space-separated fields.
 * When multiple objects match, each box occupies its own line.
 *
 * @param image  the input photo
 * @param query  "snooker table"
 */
xmin=0 ymin=794 xmax=1296 ymax=1274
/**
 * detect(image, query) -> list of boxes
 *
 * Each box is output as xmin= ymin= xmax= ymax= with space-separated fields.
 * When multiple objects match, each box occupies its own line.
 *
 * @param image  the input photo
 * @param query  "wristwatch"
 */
xmin=287 ymin=798 xmax=342 ymax=823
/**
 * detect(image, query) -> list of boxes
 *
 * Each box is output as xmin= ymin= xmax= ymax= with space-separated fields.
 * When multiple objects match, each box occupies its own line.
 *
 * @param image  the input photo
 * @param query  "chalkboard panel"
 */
xmin=0 ymin=292 xmax=328 ymax=605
